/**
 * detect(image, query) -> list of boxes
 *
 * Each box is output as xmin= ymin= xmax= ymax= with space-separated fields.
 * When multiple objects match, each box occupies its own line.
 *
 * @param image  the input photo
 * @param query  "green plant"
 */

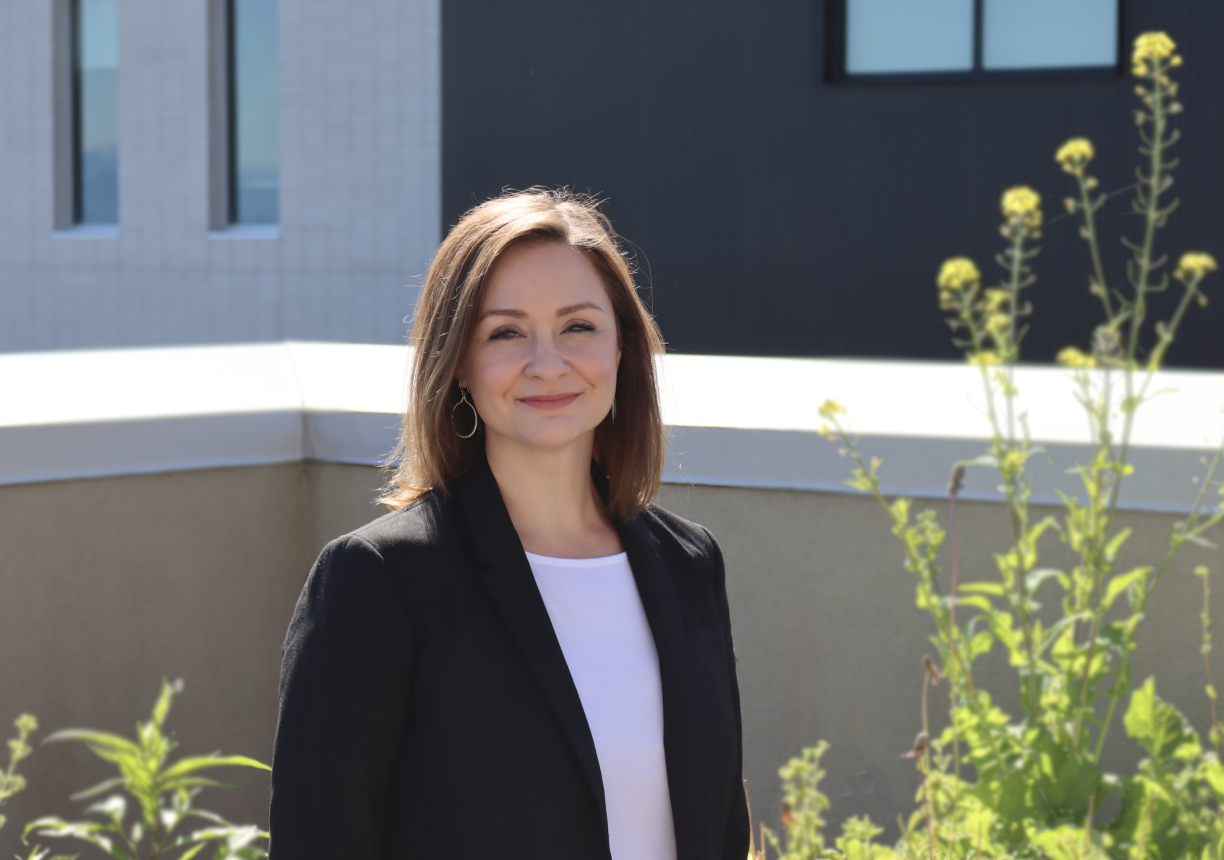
xmin=762 ymin=30 xmax=1223 ymax=860
xmin=23 ymin=679 xmax=271 ymax=860
xmin=0 ymin=713 xmax=40 ymax=832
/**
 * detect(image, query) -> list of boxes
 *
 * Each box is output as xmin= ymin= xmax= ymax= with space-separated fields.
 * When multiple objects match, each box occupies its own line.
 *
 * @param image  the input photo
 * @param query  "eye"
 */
xmin=565 ymin=321 xmax=596 ymax=333
xmin=488 ymin=327 xmax=520 ymax=341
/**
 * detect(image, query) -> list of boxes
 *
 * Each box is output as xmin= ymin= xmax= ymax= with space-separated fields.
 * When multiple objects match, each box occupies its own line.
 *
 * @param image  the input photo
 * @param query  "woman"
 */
xmin=270 ymin=189 xmax=748 ymax=860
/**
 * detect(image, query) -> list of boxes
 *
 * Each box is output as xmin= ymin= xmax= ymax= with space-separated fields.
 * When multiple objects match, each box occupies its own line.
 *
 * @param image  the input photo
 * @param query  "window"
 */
xmin=228 ymin=0 xmax=279 ymax=225
xmin=835 ymin=0 xmax=1119 ymax=80
xmin=73 ymin=0 xmax=118 ymax=224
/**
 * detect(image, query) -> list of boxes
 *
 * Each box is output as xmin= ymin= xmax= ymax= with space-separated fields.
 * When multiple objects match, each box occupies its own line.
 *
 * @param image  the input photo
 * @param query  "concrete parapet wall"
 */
xmin=0 ymin=462 xmax=1217 ymax=851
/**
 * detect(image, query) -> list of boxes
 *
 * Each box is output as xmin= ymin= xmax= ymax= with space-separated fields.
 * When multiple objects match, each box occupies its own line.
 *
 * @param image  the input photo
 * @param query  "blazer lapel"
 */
xmin=617 ymin=514 xmax=703 ymax=860
xmin=450 ymin=459 xmax=610 ymax=846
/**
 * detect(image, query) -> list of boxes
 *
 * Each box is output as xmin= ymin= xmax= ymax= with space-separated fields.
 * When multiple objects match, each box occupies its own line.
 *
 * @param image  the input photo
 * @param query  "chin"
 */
xmin=513 ymin=419 xmax=599 ymax=450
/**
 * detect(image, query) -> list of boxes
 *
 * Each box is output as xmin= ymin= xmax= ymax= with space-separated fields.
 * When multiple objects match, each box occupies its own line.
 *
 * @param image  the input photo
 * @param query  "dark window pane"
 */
xmin=75 ymin=0 xmax=118 ymax=224
xmin=846 ymin=0 xmax=974 ymax=74
xmin=983 ymin=0 xmax=1117 ymax=70
xmin=231 ymin=0 xmax=279 ymax=224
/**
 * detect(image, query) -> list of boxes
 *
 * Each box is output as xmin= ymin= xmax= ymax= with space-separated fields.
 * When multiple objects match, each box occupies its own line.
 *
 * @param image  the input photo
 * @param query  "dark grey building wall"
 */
xmin=442 ymin=0 xmax=1223 ymax=367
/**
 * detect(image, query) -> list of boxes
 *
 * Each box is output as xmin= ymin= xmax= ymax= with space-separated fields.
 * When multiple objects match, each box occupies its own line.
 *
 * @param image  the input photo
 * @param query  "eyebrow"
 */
xmin=479 ymin=301 xmax=606 ymax=321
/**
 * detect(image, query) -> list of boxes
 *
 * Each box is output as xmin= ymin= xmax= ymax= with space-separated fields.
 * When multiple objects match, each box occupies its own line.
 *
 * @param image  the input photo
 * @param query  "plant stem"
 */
xmin=950 ymin=482 xmax=963 ymax=781
xmin=1125 ymin=65 xmax=1168 ymax=369
xmin=1146 ymin=271 xmax=1205 ymax=370
xmin=1094 ymin=440 xmax=1224 ymax=762
xmin=1078 ymin=172 xmax=1113 ymax=321
xmin=1199 ymin=568 xmax=1222 ymax=764
xmin=835 ymin=420 xmax=1009 ymax=776
xmin=921 ymin=673 xmax=938 ymax=860
xmin=1133 ymin=795 xmax=1156 ymax=860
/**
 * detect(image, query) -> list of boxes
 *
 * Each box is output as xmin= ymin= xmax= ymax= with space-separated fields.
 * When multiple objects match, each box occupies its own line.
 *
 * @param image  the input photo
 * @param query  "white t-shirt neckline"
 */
xmin=524 ymin=550 xmax=628 ymax=568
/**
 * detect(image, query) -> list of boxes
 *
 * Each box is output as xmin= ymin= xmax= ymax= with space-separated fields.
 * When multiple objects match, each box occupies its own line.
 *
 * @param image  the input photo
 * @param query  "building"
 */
xmin=1 ymin=0 xmax=1219 ymax=365
xmin=0 ymin=0 xmax=440 ymax=350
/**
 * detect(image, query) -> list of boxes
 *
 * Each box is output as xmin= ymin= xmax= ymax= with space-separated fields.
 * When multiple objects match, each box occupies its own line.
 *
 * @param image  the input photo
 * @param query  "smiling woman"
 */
xmin=269 ymin=188 xmax=749 ymax=860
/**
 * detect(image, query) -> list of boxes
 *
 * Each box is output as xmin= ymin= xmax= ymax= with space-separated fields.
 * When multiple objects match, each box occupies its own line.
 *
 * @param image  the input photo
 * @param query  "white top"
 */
xmin=526 ymin=551 xmax=678 ymax=860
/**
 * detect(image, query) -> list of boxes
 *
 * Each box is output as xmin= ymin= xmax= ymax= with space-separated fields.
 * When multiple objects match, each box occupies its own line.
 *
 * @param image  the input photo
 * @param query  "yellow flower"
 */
xmin=818 ymin=399 xmax=847 ymax=421
xmin=1057 ymin=346 xmax=1097 ymax=369
xmin=1000 ymin=186 xmax=1043 ymax=233
xmin=985 ymin=313 xmax=1010 ymax=339
xmin=1132 ymin=32 xmax=1178 ymax=77
xmin=937 ymin=257 xmax=981 ymax=290
xmin=968 ymin=351 xmax=1002 ymax=366
xmin=982 ymin=288 xmax=1009 ymax=313
xmin=1003 ymin=450 xmax=1026 ymax=472
xmin=1174 ymin=252 xmax=1218 ymax=281
xmin=937 ymin=257 xmax=981 ymax=310
xmin=1055 ymin=138 xmax=1095 ymax=176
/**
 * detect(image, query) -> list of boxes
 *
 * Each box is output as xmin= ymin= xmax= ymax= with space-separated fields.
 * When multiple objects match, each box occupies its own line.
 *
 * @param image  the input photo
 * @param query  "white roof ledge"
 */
xmin=1 ymin=342 xmax=1220 ymax=513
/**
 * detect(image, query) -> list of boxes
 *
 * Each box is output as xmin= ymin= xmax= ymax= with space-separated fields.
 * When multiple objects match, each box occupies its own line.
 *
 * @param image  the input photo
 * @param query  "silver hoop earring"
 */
xmin=452 ymin=387 xmax=479 ymax=439
xmin=609 ymin=399 xmax=617 ymax=423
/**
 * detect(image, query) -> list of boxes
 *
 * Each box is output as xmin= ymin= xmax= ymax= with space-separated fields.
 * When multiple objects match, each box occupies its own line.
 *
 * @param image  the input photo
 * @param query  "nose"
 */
xmin=525 ymin=332 xmax=569 ymax=380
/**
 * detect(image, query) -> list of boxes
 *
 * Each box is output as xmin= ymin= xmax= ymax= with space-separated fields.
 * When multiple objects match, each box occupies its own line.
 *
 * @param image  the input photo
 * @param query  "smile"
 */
xmin=519 ymin=393 xmax=580 ymax=409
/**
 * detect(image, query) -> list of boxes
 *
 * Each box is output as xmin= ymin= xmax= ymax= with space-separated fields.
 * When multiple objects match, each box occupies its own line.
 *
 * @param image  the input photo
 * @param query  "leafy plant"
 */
xmin=23 ymin=679 xmax=271 ymax=860
xmin=0 ymin=713 xmax=40 ymax=832
xmin=760 ymin=30 xmax=1223 ymax=860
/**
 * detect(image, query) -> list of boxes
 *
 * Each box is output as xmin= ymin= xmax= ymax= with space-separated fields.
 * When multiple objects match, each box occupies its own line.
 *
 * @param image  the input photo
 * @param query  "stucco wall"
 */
xmin=0 ymin=463 xmax=1217 ymax=852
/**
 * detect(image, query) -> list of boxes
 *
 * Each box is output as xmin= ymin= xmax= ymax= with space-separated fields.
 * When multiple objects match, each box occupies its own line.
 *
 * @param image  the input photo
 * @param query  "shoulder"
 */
xmin=638 ymin=504 xmax=723 ymax=570
xmin=335 ymin=487 xmax=457 ymax=560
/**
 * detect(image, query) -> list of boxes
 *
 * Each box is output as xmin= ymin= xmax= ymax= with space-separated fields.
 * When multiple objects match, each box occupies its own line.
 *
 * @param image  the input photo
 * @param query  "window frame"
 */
xmin=61 ymin=0 xmax=120 ymax=227
xmin=207 ymin=0 xmax=279 ymax=232
xmin=824 ymin=0 xmax=1125 ymax=84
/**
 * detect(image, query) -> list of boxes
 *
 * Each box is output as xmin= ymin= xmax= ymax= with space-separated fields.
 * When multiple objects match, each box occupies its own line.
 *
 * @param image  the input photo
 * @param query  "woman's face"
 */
xmin=461 ymin=241 xmax=621 ymax=456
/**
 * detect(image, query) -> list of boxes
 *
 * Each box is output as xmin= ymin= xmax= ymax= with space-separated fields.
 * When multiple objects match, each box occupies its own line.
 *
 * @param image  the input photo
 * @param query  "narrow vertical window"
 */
xmin=229 ymin=0 xmax=279 ymax=225
xmin=73 ymin=0 xmax=118 ymax=224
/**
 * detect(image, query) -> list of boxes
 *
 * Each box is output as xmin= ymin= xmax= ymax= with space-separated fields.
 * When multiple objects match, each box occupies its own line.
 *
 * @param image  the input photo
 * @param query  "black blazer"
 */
xmin=269 ymin=456 xmax=749 ymax=859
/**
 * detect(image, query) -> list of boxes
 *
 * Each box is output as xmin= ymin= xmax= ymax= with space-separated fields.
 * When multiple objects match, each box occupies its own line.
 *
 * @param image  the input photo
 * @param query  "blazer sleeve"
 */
xmin=705 ymin=528 xmax=751 ymax=860
xmin=269 ymin=534 xmax=417 ymax=859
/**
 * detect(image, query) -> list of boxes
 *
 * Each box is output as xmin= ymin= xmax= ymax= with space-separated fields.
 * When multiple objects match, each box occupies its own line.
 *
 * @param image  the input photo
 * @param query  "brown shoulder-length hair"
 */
xmin=380 ymin=188 xmax=667 ymax=522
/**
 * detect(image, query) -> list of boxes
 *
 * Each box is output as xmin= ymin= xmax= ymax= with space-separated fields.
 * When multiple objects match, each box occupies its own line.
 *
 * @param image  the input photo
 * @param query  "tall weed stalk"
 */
xmin=764 ymin=31 xmax=1222 ymax=860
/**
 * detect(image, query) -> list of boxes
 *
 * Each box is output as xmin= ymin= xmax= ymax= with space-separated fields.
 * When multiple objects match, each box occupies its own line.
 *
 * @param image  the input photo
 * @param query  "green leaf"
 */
xmin=22 ymin=817 xmax=132 ymax=860
xmin=84 ymin=795 xmax=126 ymax=828
xmin=160 ymin=755 xmax=270 ymax=781
xmin=1102 ymin=567 xmax=1153 ymax=612
xmin=151 ymin=679 xmax=179 ymax=730
xmin=1103 ymin=527 xmax=1133 ymax=562
xmin=1026 ymin=567 xmax=1068 ymax=595
xmin=1124 ymin=677 xmax=1200 ymax=762
xmin=959 ymin=582 xmax=1007 ymax=596
xmin=1038 ymin=613 xmax=1085 ymax=658
xmin=954 ymin=595 xmax=996 ymax=613
xmin=69 ymin=777 xmax=128 ymax=802
xmin=1201 ymin=759 xmax=1224 ymax=801
xmin=969 ymin=630 xmax=994 ymax=659
xmin=43 ymin=730 xmax=139 ymax=757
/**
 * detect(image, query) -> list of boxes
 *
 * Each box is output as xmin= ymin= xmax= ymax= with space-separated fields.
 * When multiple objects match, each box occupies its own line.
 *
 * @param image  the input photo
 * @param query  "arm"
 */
xmin=269 ymin=535 xmax=417 ymax=859
xmin=705 ymin=529 xmax=751 ymax=860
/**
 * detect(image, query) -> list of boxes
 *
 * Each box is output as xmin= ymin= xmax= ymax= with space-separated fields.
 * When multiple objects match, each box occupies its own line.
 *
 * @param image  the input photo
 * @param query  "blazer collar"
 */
xmin=450 ymin=456 xmax=702 ymax=860
xmin=450 ymin=457 xmax=610 ymax=848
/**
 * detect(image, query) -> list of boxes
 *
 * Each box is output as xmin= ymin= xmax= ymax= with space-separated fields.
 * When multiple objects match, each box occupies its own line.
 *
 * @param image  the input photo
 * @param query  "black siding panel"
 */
xmin=442 ymin=0 xmax=1223 ymax=367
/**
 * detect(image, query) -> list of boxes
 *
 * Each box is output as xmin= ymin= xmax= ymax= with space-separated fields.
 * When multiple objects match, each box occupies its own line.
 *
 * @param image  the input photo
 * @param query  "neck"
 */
xmin=483 ymin=433 xmax=622 ymax=558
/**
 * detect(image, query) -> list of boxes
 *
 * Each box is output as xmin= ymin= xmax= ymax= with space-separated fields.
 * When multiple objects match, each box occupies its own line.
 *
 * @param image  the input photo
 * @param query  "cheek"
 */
xmin=567 ymin=338 xmax=621 ymax=383
xmin=465 ymin=349 xmax=522 ymax=397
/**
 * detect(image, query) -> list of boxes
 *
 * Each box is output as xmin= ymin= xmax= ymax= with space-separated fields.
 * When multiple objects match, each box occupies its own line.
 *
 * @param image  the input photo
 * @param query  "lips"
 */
xmin=519 ymin=393 xmax=580 ymax=409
